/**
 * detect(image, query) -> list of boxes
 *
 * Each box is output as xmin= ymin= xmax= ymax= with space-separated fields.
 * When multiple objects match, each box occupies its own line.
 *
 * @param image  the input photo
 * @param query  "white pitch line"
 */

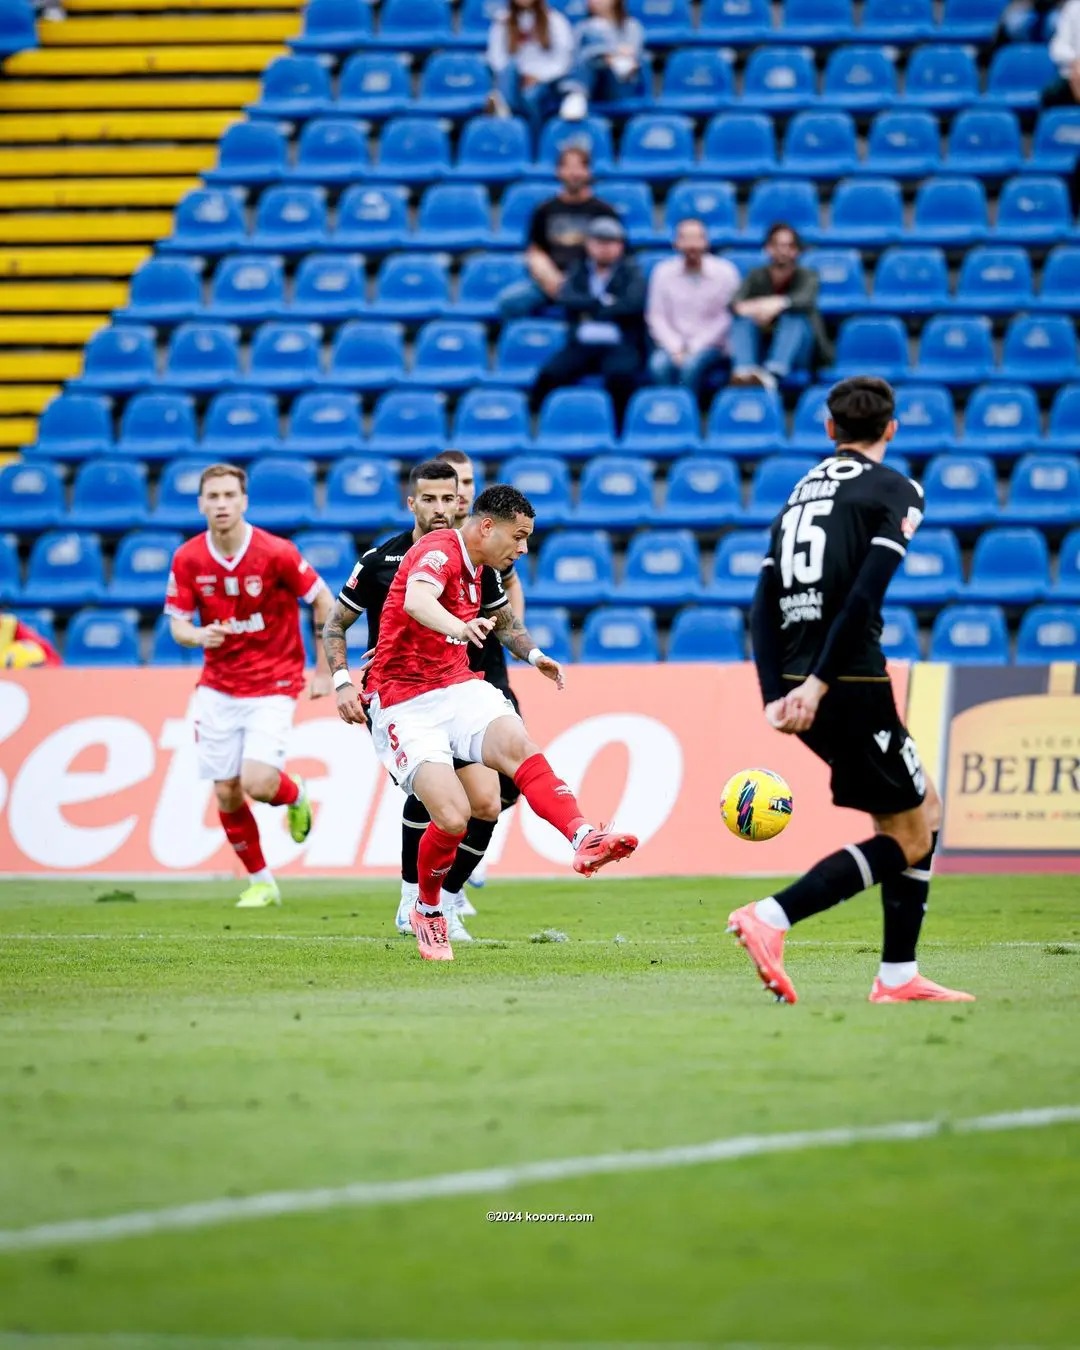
xmin=0 ymin=1105 xmax=1076 ymax=1256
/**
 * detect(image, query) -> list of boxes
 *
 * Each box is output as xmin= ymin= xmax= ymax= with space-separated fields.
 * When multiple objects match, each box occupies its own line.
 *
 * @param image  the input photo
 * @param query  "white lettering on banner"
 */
xmin=151 ymin=706 xmax=222 ymax=868
xmin=0 ymin=681 xmax=32 ymax=817
xmin=520 ymin=714 xmax=683 ymax=863
xmin=9 ymin=717 xmax=155 ymax=868
xmin=363 ymin=774 xmax=409 ymax=867
xmin=284 ymin=718 xmax=380 ymax=868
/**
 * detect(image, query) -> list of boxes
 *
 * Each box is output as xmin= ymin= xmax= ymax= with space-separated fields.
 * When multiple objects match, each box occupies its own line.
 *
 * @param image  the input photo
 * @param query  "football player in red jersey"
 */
xmin=165 ymin=463 xmax=334 ymax=908
xmin=347 ymin=483 xmax=638 ymax=961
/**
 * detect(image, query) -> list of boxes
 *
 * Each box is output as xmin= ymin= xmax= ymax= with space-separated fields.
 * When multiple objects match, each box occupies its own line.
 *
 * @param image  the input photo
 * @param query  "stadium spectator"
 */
xmin=646 ymin=218 xmax=741 ymax=402
xmin=33 ymin=0 xmax=65 ymax=21
xmin=498 ymin=145 xmax=619 ymax=319
xmin=487 ymin=0 xmax=575 ymax=135
xmin=728 ymin=224 xmax=827 ymax=391
xmin=0 ymin=611 xmax=61 ymax=668
xmin=560 ymin=0 xmax=648 ymax=121
xmin=1046 ymin=0 xmax=1080 ymax=103
xmin=528 ymin=216 xmax=646 ymax=426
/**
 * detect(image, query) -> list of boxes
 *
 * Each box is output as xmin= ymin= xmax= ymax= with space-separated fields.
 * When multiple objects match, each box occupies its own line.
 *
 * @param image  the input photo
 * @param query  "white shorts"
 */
xmin=192 ymin=685 xmax=296 ymax=782
xmin=369 ymin=679 xmax=519 ymax=795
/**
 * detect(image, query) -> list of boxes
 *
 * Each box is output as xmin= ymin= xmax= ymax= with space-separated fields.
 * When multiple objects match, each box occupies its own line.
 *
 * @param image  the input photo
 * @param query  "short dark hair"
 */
xmin=827 ymin=377 xmax=896 ymax=447
xmin=473 ymin=484 xmax=535 ymax=522
xmin=765 ymin=221 xmax=802 ymax=249
xmin=435 ymin=449 xmax=471 ymax=468
xmin=408 ymin=459 xmax=458 ymax=493
xmin=199 ymin=463 xmax=246 ymax=493
xmin=557 ymin=144 xmax=591 ymax=170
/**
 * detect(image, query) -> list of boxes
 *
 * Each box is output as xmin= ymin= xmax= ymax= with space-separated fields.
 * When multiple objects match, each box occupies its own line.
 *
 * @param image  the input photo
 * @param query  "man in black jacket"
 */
xmin=528 ymin=216 xmax=646 ymax=428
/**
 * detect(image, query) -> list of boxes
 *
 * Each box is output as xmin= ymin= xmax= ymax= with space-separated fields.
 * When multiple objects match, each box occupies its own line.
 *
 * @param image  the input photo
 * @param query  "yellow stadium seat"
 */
xmin=0 ymin=317 xmax=110 ymax=345
xmin=0 ymin=420 xmax=37 ymax=448
xmin=39 ymin=15 xmax=301 ymax=44
xmin=0 ymin=110 xmax=241 ymax=143
xmin=0 ymin=352 xmax=82 ymax=382
xmin=0 ymin=213 xmax=173 ymax=244
xmin=0 ymin=79 xmax=260 ymax=110
xmin=0 ymin=386 xmax=59 ymax=415
xmin=0 ymin=246 xmax=150 ymax=277
xmin=0 ymin=281 xmax=129 ymax=311
xmin=0 ymin=146 xmax=215 ymax=175
xmin=1 ymin=178 xmax=197 ymax=207
xmin=3 ymin=45 xmax=286 ymax=76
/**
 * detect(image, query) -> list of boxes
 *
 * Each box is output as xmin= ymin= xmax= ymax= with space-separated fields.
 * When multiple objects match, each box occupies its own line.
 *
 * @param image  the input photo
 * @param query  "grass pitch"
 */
xmin=0 ymin=873 xmax=1078 ymax=1350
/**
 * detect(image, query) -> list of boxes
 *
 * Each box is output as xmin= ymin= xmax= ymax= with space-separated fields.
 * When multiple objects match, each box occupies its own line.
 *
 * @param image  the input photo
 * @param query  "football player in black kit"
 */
xmin=730 ymin=376 xmax=974 ymax=1006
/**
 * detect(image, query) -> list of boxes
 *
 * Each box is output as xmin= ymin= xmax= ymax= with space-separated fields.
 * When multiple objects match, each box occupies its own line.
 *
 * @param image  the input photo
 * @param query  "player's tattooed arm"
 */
xmin=490 ymin=603 xmax=537 ymax=663
xmin=322 ymin=598 xmax=359 ymax=676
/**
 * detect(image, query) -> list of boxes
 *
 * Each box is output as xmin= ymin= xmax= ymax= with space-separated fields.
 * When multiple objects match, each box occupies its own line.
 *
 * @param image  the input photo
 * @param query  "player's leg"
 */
xmin=440 ymin=763 xmax=502 ymax=941
xmin=396 ymin=792 xmax=431 ymax=933
xmin=239 ymin=696 xmax=312 ymax=845
xmin=409 ymin=761 xmax=472 ymax=961
xmin=213 ymin=774 xmax=280 ymax=907
xmin=465 ymin=771 xmax=520 ymax=897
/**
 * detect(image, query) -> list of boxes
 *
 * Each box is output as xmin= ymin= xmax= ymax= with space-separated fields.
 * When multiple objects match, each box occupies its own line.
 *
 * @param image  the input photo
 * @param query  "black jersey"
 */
xmin=468 ymin=563 xmax=517 ymax=690
xmin=763 ymin=451 xmax=924 ymax=680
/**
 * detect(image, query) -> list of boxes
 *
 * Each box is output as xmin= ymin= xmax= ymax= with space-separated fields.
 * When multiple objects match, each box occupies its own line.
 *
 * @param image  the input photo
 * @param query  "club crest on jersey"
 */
xmin=224 ymin=576 xmax=239 ymax=596
xmin=346 ymin=562 xmax=361 ymax=588
xmin=244 ymin=576 xmax=263 ymax=597
xmin=420 ymin=549 xmax=449 ymax=572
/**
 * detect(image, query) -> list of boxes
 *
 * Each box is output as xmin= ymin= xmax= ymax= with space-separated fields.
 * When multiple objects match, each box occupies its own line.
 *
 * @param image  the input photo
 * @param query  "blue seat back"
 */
xmin=929 ymin=605 xmax=1009 ymax=663
xmin=668 ymin=606 xmax=744 ymax=661
xmin=1016 ymin=606 xmax=1080 ymax=663
xmin=581 ymin=606 xmax=659 ymax=662
xmin=65 ymin=609 xmax=141 ymax=666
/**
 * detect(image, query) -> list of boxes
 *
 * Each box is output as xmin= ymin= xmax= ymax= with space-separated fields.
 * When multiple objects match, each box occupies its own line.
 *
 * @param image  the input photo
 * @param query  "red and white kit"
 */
xmin=364 ymin=527 xmax=517 ymax=794
xmin=165 ymin=523 xmax=322 ymax=780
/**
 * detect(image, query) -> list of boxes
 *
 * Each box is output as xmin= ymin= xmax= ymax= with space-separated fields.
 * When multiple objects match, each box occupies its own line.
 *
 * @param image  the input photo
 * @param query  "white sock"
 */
xmin=417 ymin=898 xmax=442 ymax=915
xmin=753 ymin=896 xmax=791 ymax=931
xmin=571 ymin=823 xmax=594 ymax=849
xmin=441 ymin=887 xmax=463 ymax=910
xmin=400 ymin=880 xmax=419 ymax=906
xmin=251 ymin=867 xmax=275 ymax=887
xmin=877 ymin=960 xmax=918 ymax=987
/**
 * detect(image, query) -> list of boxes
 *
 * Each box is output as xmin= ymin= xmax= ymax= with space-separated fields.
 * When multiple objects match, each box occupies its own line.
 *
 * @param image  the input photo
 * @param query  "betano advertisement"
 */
xmin=0 ymin=662 xmax=1076 ymax=877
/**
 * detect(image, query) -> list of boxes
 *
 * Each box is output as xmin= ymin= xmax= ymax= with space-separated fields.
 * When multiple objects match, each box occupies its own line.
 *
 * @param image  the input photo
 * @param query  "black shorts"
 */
xmin=797 ymin=680 xmax=926 ymax=817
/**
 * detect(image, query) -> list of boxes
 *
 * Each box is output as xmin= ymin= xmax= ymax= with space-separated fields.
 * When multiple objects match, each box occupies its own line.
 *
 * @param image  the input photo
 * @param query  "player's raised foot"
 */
xmin=572 ymin=828 xmax=639 ymax=876
xmin=285 ymin=775 xmax=312 ymax=844
xmin=726 ymin=902 xmax=797 ymax=1005
xmin=869 ymin=974 xmax=975 ymax=1003
xmin=235 ymin=879 xmax=281 ymax=909
xmin=409 ymin=903 xmax=454 ymax=961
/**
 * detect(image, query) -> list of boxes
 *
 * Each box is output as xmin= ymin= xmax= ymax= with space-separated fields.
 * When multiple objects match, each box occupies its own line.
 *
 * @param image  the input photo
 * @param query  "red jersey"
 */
xmin=365 ymin=527 xmax=507 ymax=709
xmin=164 ymin=523 xmax=323 ymax=699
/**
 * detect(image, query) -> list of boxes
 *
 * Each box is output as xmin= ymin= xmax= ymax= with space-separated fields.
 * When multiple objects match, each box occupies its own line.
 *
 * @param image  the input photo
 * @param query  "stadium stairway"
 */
xmin=0 ymin=0 xmax=301 ymax=456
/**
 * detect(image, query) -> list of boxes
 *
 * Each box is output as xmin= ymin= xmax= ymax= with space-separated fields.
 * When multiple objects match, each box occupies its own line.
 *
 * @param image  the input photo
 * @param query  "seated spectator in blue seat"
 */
xmin=498 ymin=145 xmax=618 ymax=319
xmin=1046 ymin=0 xmax=1080 ymax=104
xmin=528 ymin=216 xmax=646 ymax=428
xmin=487 ymin=0 xmax=575 ymax=136
xmin=646 ymin=217 xmax=740 ymax=403
xmin=560 ymin=0 xmax=647 ymax=121
xmin=729 ymin=224 xmax=827 ymax=391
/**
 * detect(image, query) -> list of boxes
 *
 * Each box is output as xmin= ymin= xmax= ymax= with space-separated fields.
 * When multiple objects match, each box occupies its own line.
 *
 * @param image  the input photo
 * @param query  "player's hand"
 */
xmin=200 ymin=621 xmax=228 ymax=650
xmin=356 ymin=646 xmax=376 ymax=675
xmin=306 ymin=671 xmax=334 ymax=700
xmin=536 ymin=655 xmax=565 ymax=690
xmin=460 ymin=617 xmax=494 ymax=648
xmin=335 ymin=682 xmax=367 ymax=725
xmin=784 ymin=675 xmax=828 ymax=733
xmin=765 ymin=697 xmax=794 ymax=732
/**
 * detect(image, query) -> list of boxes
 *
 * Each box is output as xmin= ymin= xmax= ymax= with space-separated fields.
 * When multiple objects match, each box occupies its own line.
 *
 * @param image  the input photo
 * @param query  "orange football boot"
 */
xmin=869 ymin=974 xmax=974 ymax=1003
xmin=726 ymin=902 xmax=798 ymax=1004
xmin=572 ymin=828 xmax=639 ymax=876
xmin=409 ymin=904 xmax=454 ymax=961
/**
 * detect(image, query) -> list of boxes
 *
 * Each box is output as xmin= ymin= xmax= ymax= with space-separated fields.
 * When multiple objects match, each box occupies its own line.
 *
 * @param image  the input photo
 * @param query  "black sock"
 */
xmin=775 ymin=835 xmax=909 ymax=926
xmin=880 ymin=831 xmax=938 ymax=964
xmin=400 ymin=793 xmax=431 ymax=886
xmin=443 ymin=816 xmax=498 ymax=893
xmin=499 ymin=772 xmax=521 ymax=810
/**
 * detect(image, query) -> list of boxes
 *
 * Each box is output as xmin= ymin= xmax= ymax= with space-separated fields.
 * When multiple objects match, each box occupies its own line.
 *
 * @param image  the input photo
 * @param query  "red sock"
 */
xmin=219 ymin=805 xmax=266 ymax=874
xmin=513 ymin=753 xmax=587 ymax=844
xmin=269 ymin=773 xmax=299 ymax=807
xmin=418 ymin=822 xmax=465 ymax=908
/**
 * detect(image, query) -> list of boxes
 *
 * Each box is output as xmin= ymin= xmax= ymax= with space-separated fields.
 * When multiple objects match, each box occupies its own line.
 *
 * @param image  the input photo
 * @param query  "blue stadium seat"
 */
xmin=863 ymin=110 xmax=941 ymax=178
xmin=207 ymin=255 xmax=285 ymax=322
xmin=537 ymin=389 xmax=617 ymax=458
xmin=247 ymin=321 xmax=323 ymax=391
xmin=366 ymin=254 xmax=449 ymax=321
xmin=889 ymin=385 xmax=954 ymax=456
xmin=618 ymin=114 xmax=695 ymax=178
xmin=698 ymin=115 xmax=776 ymax=181
xmin=663 ymin=455 xmax=740 ymax=525
xmin=0 ymin=535 xmax=22 ymax=602
xmin=707 ymin=528 xmax=770 ymax=603
xmin=336 ymin=53 xmax=411 ymax=117
xmin=622 ymin=388 xmax=701 ymax=458
xmin=23 ymin=532 xmax=106 ymax=607
xmin=742 ymin=47 xmax=816 ymax=111
xmin=291 ymin=254 xmax=366 ymax=320
xmin=968 ymin=526 xmax=1050 ymax=603
xmin=290 ymin=117 xmax=369 ymax=183
xmin=822 ymin=46 xmax=898 ymax=112
xmin=332 ymin=185 xmax=409 ymax=251
xmin=367 ymin=389 xmax=447 ymax=455
xmin=697 ymin=0 xmax=771 ymax=41
xmin=31 ymin=392 xmax=113 ymax=461
xmin=532 ymin=531 xmax=615 ymax=606
xmin=887 ymin=527 xmax=964 ymax=604
xmin=619 ymin=529 xmax=703 ymax=605
xmin=581 ymin=606 xmax=660 ymax=662
xmin=291 ymin=530 xmax=355 ymax=595
xmin=783 ymin=0 xmax=854 ymax=42
xmin=414 ymin=184 xmax=493 ymax=251
xmin=120 ymin=258 xmax=202 ymax=323
xmin=663 ymin=179 xmax=738 ymax=240
xmin=251 ymin=185 xmax=328 ymax=251
xmin=1037 ymin=246 xmax=1080 ymax=312
xmin=321 ymin=458 xmax=408 ymax=529
xmin=963 ymin=384 xmax=1042 ymax=457
xmin=109 ymin=530 xmax=183 ymax=606
xmin=904 ymin=45 xmax=980 ymax=111
xmin=520 ymin=606 xmax=573 ymax=664
xmin=532 ymin=116 xmax=615 ymax=178
xmin=251 ymin=55 xmax=332 ymax=119
xmin=1054 ymin=529 xmax=1080 ymax=598
xmin=743 ymin=178 xmax=820 ymax=242
xmin=492 ymin=181 xmax=558 ymax=247
xmin=829 ymin=178 xmax=903 ymax=245
xmin=205 ymin=122 xmax=288 ymax=184
xmin=149 ymin=612 xmax=198 ymax=665
xmin=661 ymin=51 xmax=736 ymax=114
xmin=600 ymin=180 xmax=661 ymax=247
xmin=800 ymin=248 xmax=866 ymax=314
xmin=117 ymin=392 xmax=197 ymax=462
xmin=946 ymin=108 xmax=1022 ymax=175
xmin=292 ymin=0 xmax=373 ymax=49
xmin=995 ymin=175 xmax=1074 ymax=244
xmin=490 ymin=320 xmax=568 ymax=387
xmin=323 ymin=321 xmax=405 ymax=390
xmin=501 ymin=456 xmax=573 ymax=525
xmin=929 ymin=604 xmax=1009 ymax=663
xmin=152 ymin=459 xmax=213 ymax=530
xmin=457 ymin=115 xmax=533 ymax=181
xmin=880 ymin=605 xmax=923 ymax=661
xmin=456 ymin=0 xmax=499 ymax=44
xmin=162 ymin=322 xmax=240 ymax=392
xmin=374 ymin=0 xmax=452 ymax=48
xmin=0 ymin=2 xmax=36 ymax=57
xmin=451 ymin=388 xmax=531 ymax=458
xmin=1006 ymin=453 xmax=1080 ymax=525
xmin=860 ymin=0 xmax=935 ymax=41
xmin=984 ymin=43 xmax=1057 ymax=108
xmin=705 ymin=387 xmax=784 ymax=458
xmin=160 ymin=188 xmax=247 ymax=254
xmin=246 ymin=458 xmax=316 ymax=531
xmin=575 ymin=456 xmax=655 ymax=526
xmin=284 ymin=390 xmax=363 ymax=456
xmin=77 ymin=325 xmax=156 ymax=392
xmin=941 ymin=0 xmax=1007 ymax=39
xmin=407 ymin=320 xmax=486 ymax=389
xmin=1030 ymin=109 xmax=1080 ymax=173
xmin=745 ymin=455 xmax=816 ymax=524
xmin=0 ymin=462 xmax=63 ymax=531
xmin=911 ymin=176 xmax=989 ymax=243
xmin=201 ymin=391 xmax=279 ymax=459
xmin=65 ymin=609 xmax=140 ymax=666
xmin=668 ymin=605 xmax=744 ymax=661
xmin=456 ymin=254 xmax=528 ymax=319
xmin=373 ymin=117 xmax=451 ymax=182
xmin=999 ymin=316 xmax=1079 ymax=385
xmin=418 ymin=52 xmax=490 ymax=117
xmin=1047 ymin=385 xmax=1080 ymax=452
xmin=1016 ymin=605 xmax=1080 ymax=663
xmin=871 ymin=247 xmax=949 ymax=313
xmin=955 ymin=246 xmax=1034 ymax=313
xmin=830 ymin=316 xmax=909 ymax=381
xmin=914 ymin=315 xmax=994 ymax=384
xmin=781 ymin=112 xmax=858 ymax=178
xmin=789 ymin=386 xmax=832 ymax=454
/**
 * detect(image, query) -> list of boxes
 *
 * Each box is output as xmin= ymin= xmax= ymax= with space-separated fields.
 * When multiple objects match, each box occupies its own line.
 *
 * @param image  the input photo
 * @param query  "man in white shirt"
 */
xmin=1049 ymin=0 xmax=1080 ymax=102
xmin=646 ymin=218 xmax=741 ymax=402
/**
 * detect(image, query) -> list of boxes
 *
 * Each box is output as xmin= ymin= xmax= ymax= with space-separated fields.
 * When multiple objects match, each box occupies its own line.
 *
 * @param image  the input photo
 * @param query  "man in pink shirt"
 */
xmin=646 ymin=217 xmax=742 ymax=403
